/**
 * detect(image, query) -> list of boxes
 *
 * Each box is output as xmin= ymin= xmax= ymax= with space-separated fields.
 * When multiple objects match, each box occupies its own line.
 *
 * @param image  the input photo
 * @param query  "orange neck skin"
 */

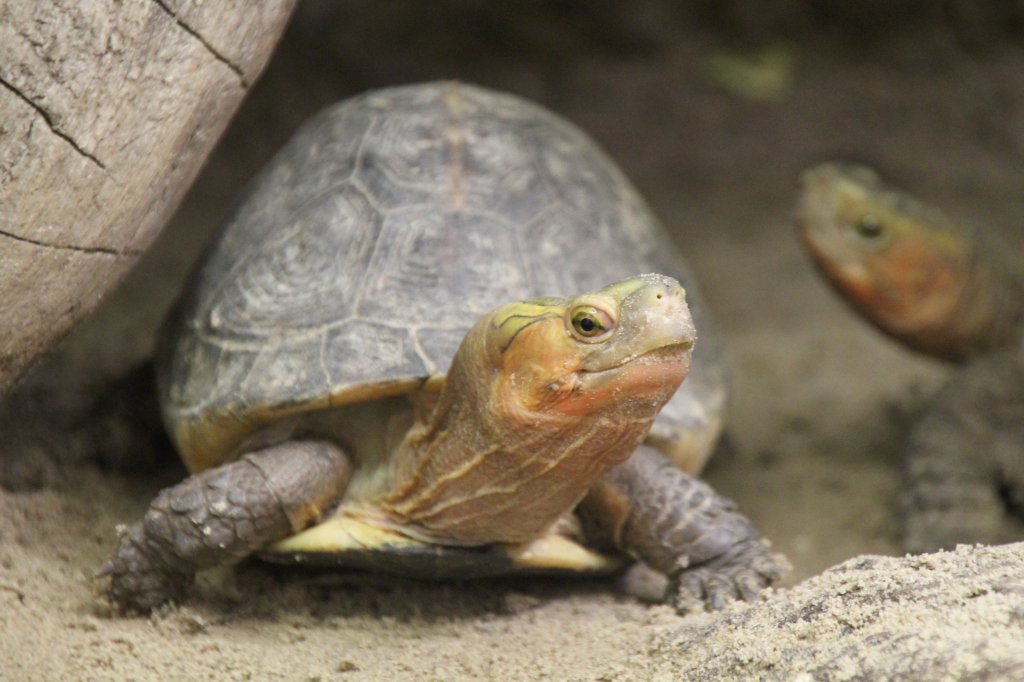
xmin=376 ymin=316 xmax=688 ymax=546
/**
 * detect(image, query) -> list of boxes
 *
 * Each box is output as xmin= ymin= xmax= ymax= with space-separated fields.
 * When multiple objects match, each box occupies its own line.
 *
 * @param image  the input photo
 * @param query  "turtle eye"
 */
xmin=853 ymin=215 xmax=885 ymax=241
xmin=570 ymin=306 xmax=613 ymax=341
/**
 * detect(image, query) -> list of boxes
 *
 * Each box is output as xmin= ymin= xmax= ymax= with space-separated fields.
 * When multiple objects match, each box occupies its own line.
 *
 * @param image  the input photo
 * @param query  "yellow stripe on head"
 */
xmin=488 ymin=299 xmax=563 ymax=360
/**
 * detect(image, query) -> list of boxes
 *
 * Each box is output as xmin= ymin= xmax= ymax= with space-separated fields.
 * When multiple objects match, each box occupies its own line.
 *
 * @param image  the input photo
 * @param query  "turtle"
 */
xmin=102 ymin=82 xmax=785 ymax=613
xmin=797 ymin=162 xmax=1024 ymax=553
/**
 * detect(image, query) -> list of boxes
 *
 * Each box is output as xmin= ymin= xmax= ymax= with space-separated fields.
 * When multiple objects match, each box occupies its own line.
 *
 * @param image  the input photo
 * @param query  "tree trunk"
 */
xmin=0 ymin=0 xmax=297 ymax=394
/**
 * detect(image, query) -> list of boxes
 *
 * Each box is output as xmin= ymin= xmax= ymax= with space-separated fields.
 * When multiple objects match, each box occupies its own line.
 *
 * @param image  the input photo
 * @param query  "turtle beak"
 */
xmin=581 ymin=274 xmax=695 ymax=373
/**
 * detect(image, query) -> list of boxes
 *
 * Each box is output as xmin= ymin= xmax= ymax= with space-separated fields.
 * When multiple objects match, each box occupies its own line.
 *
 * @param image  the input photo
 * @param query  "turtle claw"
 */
xmin=735 ymin=570 xmax=766 ymax=602
xmin=675 ymin=569 xmax=733 ymax=610
xmin=668 ymin=542 xmax=789 ymax=613
xmin=100 ymin=523 xmax=191 ymax=614
xmin=669 ymin=572 xmax=707 ymax=614
xmin=669 ymin=568 xmax=736 ymax=613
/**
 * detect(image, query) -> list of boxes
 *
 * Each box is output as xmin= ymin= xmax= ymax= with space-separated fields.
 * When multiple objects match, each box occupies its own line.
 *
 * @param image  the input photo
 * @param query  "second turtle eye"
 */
xmin=570 ymin=306 xmax=613 ymax=340
xmin=854 ymin=215 xmax=885 ymax=240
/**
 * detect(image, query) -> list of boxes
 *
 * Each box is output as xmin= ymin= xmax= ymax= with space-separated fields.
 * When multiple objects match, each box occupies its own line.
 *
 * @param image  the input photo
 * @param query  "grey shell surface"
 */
xmin=161 ymin=82 xmax=726 ymax=466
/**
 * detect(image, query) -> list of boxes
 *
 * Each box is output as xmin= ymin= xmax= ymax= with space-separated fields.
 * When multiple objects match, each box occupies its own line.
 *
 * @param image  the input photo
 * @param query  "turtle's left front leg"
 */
xmin=101 ymin=440 xmax=351 ymax=613
xmin=578 ymin=445 xmax=787 ymax=612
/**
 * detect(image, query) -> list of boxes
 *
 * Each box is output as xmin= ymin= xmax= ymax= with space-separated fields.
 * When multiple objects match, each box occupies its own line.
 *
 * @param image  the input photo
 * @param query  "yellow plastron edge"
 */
xmin=266 ymin=516 xmax=624 ymax=574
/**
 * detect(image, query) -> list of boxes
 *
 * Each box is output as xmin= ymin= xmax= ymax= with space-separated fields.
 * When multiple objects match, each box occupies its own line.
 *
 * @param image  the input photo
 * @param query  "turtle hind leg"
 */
xmin=101 ymin=440 xmax=352 ymax=613
xmin=904 ymin=356 xmax=1024 ymax=553
xmin=577 ymin=445 xmax=788 ymax=613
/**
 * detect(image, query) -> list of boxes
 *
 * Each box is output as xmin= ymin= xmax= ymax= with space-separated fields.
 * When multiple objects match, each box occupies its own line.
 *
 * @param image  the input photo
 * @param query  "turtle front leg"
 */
xmin=903 ymin=357 xmax=1024 ymax=553
xmin=101 ymin=440 xmax=351 ymax=613
xmin=578 ymin=445 xmax=787 ymax=612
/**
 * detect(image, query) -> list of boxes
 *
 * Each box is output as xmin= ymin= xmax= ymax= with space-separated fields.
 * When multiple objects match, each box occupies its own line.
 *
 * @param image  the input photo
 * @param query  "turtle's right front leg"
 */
xmin=578 ymin=445 xmax=787 ymax=613
xmin=101 ymin=440 xmax=352 ymax=613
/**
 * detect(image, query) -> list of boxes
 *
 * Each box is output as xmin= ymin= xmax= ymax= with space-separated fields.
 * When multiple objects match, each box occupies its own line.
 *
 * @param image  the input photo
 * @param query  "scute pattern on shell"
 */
xmin=161 ymin=82 xmax=724 ymax=465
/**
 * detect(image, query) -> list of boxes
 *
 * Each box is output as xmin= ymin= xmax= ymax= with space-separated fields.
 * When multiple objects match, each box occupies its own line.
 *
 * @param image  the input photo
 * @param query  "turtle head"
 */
xmin=481 ymin=274 xmax=694 ymax=420
xmin=384 ymin=274 xmax=694 ymax=545
xmin=797 ymin=163 xmax=977 ymax=360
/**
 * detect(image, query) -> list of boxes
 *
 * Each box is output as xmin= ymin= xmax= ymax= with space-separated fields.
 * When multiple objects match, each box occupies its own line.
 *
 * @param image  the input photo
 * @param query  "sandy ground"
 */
xmin=3 ymin=5 xmax=1024 ymax=680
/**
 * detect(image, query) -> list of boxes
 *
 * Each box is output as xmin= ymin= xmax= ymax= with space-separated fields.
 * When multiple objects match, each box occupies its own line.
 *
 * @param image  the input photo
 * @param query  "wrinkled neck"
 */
xmin=373 ymin=324 xmax=657 ymax=546
xmin=932 ymin=249 xmax=1023 ymax=362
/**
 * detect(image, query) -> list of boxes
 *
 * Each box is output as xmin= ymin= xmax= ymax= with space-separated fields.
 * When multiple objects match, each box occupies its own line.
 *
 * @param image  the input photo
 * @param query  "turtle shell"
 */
xmin=160 ymin=82 xmax=726 ymax=473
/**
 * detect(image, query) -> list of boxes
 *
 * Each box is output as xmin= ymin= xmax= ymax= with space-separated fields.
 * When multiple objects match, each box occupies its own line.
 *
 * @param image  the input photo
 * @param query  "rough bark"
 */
xmin=0 ymin=0 xmax=297 ymax=394
xmin=646 ymin=543 xmax=1024 ymax=680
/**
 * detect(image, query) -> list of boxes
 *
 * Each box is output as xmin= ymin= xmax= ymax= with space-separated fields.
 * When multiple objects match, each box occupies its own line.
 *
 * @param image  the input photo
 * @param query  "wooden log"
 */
xmin=0 ymin=0 xmax=297 ymax=393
